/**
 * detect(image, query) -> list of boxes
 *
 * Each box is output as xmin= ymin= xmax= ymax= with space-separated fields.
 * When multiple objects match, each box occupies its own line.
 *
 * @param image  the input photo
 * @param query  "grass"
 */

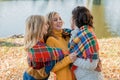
xmin=0 ymin=37 xmax=120 ymax=80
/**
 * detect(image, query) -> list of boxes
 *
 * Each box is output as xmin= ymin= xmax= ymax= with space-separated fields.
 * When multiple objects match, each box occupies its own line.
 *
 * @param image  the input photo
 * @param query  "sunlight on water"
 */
xmin=0 ymin=0 xmax=120 ymax=38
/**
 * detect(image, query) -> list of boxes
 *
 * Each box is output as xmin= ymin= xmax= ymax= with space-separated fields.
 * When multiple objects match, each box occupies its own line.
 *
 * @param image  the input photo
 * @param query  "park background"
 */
xmin=0 ymin=0 xmax=120 ymax=80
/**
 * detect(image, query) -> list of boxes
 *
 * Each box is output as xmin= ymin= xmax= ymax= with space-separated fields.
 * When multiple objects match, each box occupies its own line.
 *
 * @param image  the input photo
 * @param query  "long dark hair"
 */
xmin=72 ymin=6 xmax=93 ymax=28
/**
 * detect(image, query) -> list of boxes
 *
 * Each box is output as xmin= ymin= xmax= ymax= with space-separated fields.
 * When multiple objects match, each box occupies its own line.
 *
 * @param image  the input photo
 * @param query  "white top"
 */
xmin=74 ymin=58 xmax=103 ymax=80
xmin=70 ymin=28 xmax=103 ymax=80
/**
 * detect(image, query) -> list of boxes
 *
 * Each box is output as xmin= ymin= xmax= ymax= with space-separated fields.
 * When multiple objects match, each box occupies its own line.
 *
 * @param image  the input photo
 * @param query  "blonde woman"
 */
xmin=46 ymin=12 xmax=76 ymax=80
xmin=23 ymin=15 xmax=76 ymax=80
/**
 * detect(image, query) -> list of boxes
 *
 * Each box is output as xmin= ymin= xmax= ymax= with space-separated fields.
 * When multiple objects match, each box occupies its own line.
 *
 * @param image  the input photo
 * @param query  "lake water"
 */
xmin=0 ymin=0 xmax=120 ymax=38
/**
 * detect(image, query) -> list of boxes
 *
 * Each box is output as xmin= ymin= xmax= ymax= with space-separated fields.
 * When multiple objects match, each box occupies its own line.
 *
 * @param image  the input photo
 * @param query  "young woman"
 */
xmin=23 ymin=15 xmax=76 ymax=80
xmin=69 ymin=6 xmax=103 ymax=80
xmin=46 ymin=12 xmax=76 ymax=80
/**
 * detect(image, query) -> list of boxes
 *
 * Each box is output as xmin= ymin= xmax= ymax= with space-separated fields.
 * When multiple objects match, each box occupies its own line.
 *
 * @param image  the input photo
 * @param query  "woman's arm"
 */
xmin=52 ymin=56 xmax=72 ymax=72
xmin=46 ymin=37 xmax=76 ymax=72
xmin=73 ymin=57 xmax=99 ymax=70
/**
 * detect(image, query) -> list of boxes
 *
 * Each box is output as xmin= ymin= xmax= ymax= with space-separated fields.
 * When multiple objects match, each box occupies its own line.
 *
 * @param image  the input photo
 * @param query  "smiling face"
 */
xmin=51 ymin=13 xmax=63 ymax=31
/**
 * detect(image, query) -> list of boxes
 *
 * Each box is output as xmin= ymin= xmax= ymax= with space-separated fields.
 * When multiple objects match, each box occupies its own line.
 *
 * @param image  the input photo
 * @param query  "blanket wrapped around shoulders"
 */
xmin=27 ymin=28 xmax=71 ymax=74
xmin=24 ymin=29 xmax=72 ymax=80
xmin=68 ymin=25 xmax=103 ymax=80
xmin=68 ymin=25 xmax=99 ymax=61
xmin=27 ymin=39 xmax=69 ymax=73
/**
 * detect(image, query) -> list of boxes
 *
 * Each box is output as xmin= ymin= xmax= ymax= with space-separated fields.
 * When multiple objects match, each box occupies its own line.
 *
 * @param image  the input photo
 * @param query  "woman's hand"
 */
xmin=69 ymin=52 xmax=77 ymax=62
xmin=95 ymin=59 xmax=102 ymax=72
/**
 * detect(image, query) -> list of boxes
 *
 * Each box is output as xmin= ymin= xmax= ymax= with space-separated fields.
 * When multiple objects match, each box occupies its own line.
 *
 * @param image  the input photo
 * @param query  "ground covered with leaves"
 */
xmin=0 ymin=37 xmax=120 ymax=80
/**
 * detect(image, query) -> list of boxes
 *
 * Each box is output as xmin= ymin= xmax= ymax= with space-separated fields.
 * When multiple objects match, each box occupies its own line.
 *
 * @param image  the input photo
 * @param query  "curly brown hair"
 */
xmin=72 ymin=6 xmax=93 ymax=28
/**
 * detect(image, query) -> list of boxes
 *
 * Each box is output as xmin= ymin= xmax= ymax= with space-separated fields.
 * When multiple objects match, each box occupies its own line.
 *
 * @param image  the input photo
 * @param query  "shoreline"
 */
xmin=0 ymin=33 xmax=119 ymax=39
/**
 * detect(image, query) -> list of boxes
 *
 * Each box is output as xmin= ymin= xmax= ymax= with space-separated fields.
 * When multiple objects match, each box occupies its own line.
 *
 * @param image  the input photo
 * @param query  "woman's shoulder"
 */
xmin=47 ymin=36 xmax=57 ymax=41
xmin=46 ymin=36 xmax=58 ymax=44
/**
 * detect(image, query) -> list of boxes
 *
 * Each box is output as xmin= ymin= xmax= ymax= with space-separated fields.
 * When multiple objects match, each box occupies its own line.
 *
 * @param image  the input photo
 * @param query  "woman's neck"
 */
xmin=52 ymin=29 xmax=62 ymax=33
xmin=52 ymin=29 xmax=62 ymax=37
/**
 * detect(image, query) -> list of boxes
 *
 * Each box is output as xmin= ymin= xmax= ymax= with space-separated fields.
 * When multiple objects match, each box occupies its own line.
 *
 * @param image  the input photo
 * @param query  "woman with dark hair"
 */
xmin=69 ymin=6 xmax=103 ymax=80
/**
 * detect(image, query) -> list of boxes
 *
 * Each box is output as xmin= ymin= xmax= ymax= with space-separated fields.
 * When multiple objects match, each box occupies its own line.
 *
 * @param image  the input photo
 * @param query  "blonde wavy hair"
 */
xmin=45 ymin=12 xmax=64 ymax=41
xmin=24 ymin=15 xmax=45 ymax=51
xmin=47 ymin=12 xmax=58 ymax=33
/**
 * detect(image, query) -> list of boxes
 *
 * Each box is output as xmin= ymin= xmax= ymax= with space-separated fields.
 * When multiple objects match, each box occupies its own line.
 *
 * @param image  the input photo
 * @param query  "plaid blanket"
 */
xmin=68 ymin=25 xmax=99 ymax=61
xmin=27 ymin=39 xmax=68 ymax=73
xmin=62 ymin=28 xmax=71 ymax=36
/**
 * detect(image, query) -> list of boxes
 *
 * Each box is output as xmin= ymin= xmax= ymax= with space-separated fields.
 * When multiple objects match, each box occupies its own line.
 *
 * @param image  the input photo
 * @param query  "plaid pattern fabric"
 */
xmin=27 ymin=39 xmax=66 ymax=71
xmin=62 ymin=28 xmax=72 ymax=36
xmin=69 ymin=25 xmax=99 ymax=61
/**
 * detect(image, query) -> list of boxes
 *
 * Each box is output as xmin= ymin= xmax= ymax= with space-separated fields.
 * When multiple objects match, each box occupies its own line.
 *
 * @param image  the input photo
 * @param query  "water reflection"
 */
xmin=93 ymin=0 xmax=101 ymax=5
xmin=0 ymin=0 xmax=119 ymax=38
xmin=104 ymin=0 xmax=120 ymax=36
xmin=91 ymin=0 xmax=113 ymax=38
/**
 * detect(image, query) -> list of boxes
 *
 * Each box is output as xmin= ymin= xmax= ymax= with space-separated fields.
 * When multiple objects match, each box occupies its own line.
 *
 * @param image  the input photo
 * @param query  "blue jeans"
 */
xmin=23 ymin=72 xmax=36 ymax=80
